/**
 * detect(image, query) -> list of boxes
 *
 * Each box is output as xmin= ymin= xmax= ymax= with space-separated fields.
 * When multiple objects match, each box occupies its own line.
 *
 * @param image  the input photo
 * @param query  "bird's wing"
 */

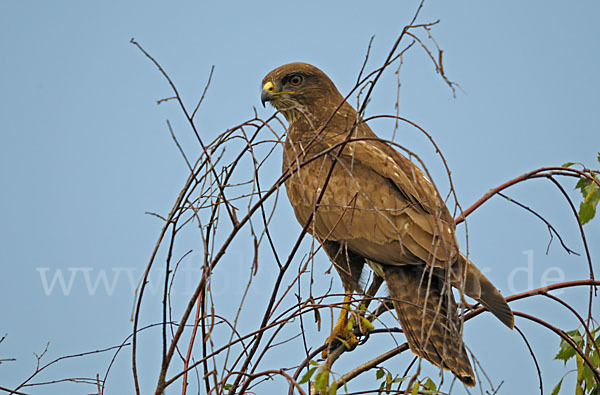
xmin=312 ymin=128 xmax=459 ymax=268
xmin=320 ymin=131 xmax=514 ymax=329
xmin=339 ymin=129 xmax=451 ymax=220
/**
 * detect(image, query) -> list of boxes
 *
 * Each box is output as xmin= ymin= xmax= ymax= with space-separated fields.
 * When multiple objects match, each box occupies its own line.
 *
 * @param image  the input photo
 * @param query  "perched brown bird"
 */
xmin=261 ymin=62 xmax=513 ymax=386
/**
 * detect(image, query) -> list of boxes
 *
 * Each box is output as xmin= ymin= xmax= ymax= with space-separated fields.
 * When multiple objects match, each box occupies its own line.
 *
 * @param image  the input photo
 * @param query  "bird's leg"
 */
xmin=320 ymin=241 xmax=370 ymax=357
xmin=352 ymin=274 xmax=383 ymax=335
xmin=322 ymin=276 xmax=384 ymax=358
xmin=322 ymin=293 xmax=358 ymax=358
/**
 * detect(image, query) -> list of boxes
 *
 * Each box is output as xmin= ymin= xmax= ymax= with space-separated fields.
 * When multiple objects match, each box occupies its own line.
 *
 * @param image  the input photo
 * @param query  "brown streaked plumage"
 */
xmin=261 ymin=62 xmax=513 ymax=386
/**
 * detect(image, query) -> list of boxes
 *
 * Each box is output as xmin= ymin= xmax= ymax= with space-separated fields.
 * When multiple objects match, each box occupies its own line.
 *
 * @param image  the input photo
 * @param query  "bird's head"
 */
xmin=261 ymin=62 xmax=343 ymax=123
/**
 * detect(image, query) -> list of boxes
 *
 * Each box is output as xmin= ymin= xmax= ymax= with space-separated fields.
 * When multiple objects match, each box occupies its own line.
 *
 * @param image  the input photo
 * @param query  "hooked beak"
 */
xmin=261 ymin=89 xmax=273 ymax=107
xmin=261 ymin=81 xmax=276 ymax=107
xmin=260 ymin=80 xmax=295 ymax=107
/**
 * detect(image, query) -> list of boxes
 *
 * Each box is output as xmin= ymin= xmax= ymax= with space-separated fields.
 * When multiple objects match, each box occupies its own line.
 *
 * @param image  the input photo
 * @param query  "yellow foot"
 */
xmin=322 ymin=295 xmax=361 ymax=358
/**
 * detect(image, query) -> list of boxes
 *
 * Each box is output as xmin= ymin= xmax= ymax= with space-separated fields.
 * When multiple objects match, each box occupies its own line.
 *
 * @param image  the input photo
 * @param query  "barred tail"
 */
xmin=383 ymin=265 xmax=475 ymax=387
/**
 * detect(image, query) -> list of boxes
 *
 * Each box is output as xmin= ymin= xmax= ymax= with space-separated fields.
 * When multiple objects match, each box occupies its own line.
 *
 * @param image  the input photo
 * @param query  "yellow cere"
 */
xmin=263 ymin=81 xmax=274 ymax=92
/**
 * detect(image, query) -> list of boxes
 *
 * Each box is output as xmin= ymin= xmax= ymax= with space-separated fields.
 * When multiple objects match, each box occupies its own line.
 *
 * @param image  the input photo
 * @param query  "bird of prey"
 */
xmin=261 ymin=62 xmax=513 ymax=386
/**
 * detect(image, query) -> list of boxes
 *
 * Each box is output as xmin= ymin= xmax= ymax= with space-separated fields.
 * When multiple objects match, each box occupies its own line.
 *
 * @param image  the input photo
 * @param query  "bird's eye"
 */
xmin=288 ymin=75 xmax=303 ymax=86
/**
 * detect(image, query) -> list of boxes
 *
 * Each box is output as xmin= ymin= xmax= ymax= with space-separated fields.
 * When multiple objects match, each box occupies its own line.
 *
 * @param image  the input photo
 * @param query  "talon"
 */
xmin=322 ymin=295 xmax=361 ymax=358
xmin=321 ymin=323 xmax=359 ymax=358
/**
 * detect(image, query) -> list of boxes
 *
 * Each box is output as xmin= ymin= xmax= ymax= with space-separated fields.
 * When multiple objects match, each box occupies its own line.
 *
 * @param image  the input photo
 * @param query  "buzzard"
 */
xmin=261 ymin=62 xmax=513 ymax=386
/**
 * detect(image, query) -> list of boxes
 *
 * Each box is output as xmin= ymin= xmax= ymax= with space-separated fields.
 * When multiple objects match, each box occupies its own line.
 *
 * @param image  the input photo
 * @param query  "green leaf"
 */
xmin=591 ymin=341 xmax=600 ymax=366
xmin=580 ymin=188 xmax=600 ymax=224
xmin=573 ymin=166 xmax=600 ymax=225
xmin=576 ymin=178 xmax=591 ymax=193
xmin=298 ymin=367 xmax=317 ymax=384
xmin=565 ymin=329 xmax=583 ymax=343
xmin=555 ymin=330 xmax=583 ymax=364
xmin=585 ymin=185 xmax=600 ymax=203
xmin=346 ymin=317 xmax=355 ymax=332
xmin=582 ymin=364 xmax=596 ymax=393
xmin=576 ymin=353 xmax=585 ymax=395
xmin=585 ymin=180 xmax=599 ymax=198
xmin=555 ymin=340 xmax=577 ymax=364
xmin=550 ymin=378 xmax=563 ymax=395
xmin=224 ymin=384 xmax=232 ymax=390
xmin=563 ymin=162 xmax=575 ymax=168
xmin=376 ymin=368 xmax=385 ymax=380
xmin=309 ymin=360 xmax=320 ymax=366
xmin=411 ymin=381 xmax=420 ymax=395
xmin=329 ymin=380 xmax=338 ymax=395
xmin=424 ymin=378 xmax=437 ymax=392
xmin=385 ymin=372 xmax=393 ymax=392
xmin=597 ymin=152 xmax=600 ymax=164
xmin=580 ymin=202 xmax=596 ymax=225
xmin=361 ymin=317 xmax=375 ymax=332
xmin=314 ymin=370 xmax=329 ymax=392
xmin=569 ymin=329 xmax=585 ymax=347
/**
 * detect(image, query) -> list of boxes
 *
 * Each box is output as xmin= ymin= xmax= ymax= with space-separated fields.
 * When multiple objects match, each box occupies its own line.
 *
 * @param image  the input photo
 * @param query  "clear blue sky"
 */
xmin=1 ymin=1 xmax=599 ymax=394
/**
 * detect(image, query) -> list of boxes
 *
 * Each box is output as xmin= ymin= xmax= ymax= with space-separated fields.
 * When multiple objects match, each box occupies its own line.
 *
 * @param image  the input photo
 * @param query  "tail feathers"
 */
xmin=383 ymin=265 xmax=475 ymax=387
xmin=476 ymin=274 xmax=514 ymax=329
xmin=458 ymin=257 xmax=514 ymax=329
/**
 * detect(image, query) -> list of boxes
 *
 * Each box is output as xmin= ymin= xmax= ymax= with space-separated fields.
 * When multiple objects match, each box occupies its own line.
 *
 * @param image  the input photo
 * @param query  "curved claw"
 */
xmin=322 ymin=295 xmax=367 ymax=357
xmin=322 ymin=318 xmax=359 ymax=358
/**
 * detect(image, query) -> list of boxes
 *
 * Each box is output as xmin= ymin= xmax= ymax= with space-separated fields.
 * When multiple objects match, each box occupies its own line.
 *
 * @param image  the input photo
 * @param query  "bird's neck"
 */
xmin=288 ymin=101 xmax=361 ymax=141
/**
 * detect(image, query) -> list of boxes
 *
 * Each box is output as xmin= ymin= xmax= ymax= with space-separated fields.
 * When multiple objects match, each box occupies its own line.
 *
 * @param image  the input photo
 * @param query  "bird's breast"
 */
xmin=282 ymin=139 xmax=460 ymax=267
xmin=282 ymin=142 xmax=409 ymax=243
